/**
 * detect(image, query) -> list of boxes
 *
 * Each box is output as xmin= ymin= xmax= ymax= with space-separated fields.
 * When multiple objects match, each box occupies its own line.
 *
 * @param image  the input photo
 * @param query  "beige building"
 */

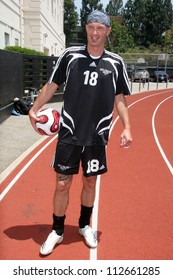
xmin=0 ymin=0 xmax=65 ymax=56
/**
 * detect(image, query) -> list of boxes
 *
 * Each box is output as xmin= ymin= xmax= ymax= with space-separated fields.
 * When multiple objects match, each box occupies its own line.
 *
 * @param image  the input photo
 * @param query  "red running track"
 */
xmin=0 ymin=89 xmax=173 ymax=260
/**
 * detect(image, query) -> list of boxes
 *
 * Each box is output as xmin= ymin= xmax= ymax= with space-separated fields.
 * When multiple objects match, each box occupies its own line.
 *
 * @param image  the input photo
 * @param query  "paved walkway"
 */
xmin=0 ymin=102 xmax=63 ymax=180
xmin=0 ymin=81 xmax=173 ymax=180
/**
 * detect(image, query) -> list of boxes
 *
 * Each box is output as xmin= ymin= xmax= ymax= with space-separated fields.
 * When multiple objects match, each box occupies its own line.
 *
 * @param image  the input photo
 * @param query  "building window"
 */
xmin=4 ymin=33 xmax=10 ymax=47
xmin=15 ymin=38 xmax=19 ymax=46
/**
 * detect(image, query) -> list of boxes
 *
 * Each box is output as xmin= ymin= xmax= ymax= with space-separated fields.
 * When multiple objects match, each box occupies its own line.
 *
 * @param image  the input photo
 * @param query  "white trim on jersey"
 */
xmin=105 ymin=50 xmax=131 ymax=94
xmin=96 ymin=112 xmax=113 ymax=130
xmin=98 ymin=123 xmax=112 ymax=135
xmin=96 ymin=112 xmax=113 ymax=135
xmin=63 ymin=109 xmax=75 ymax=128
xmin=64 ymin=53 xmax=87 ymax=92
xmin=61 ymin=121 xmax=74 ymax=135
xmin=48 ymin=46 xmax=86 ymax=84
xmin=60 ymin=109 xmax=75 ymax=135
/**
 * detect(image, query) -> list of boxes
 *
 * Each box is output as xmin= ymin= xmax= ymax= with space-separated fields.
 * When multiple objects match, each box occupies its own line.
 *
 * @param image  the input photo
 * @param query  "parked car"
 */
xmin=168 ymin=74 xmax=173 ymax=82
xmin=150 ymin=71 xmax=169 ymax=82
xmin=131 ymin=69 xmax=150 ymax=82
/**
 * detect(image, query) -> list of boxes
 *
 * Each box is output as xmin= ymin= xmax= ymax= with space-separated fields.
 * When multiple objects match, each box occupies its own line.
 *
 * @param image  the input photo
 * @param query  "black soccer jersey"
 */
xmin=48 ymin=46 xmax=131 ymax=146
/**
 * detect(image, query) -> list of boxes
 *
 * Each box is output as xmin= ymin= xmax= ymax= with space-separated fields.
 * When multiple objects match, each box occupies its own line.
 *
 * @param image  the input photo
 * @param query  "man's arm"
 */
xmin=115 ymin=93 xmax=133 ymax=148
xmin=29 ymin=82 xmax=59 ymax=133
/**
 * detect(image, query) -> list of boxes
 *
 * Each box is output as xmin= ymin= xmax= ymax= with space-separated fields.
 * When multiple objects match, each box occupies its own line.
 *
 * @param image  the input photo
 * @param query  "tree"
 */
xmin=163 ymin=24 xmax=173 ymax=53
xmin=106 ymin=0 xmax=123 ymax=16
xmin=64 ymin=0 xmax=78 ymax=46
xmin=123 ymin=0 xmax=173 ymax=48
xmin=107 ymin=18 xmax=135 ymax=52
xmin=144 ymin=0 xmax=172 ymax=46
xmin=163 ymin=0 xmax=173 ymax=31
xmin=123 ymin=0 xmax=146 ymax=46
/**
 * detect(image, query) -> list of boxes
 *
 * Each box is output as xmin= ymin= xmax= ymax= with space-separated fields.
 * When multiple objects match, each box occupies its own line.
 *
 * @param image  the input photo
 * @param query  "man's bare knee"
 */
xmin=83 ymin=175 xmax=97 ymax=188
xmin=56 ymin=174 xmax=73 ymax=191
xmin=58 ymin=174 xmax=72 ymax=182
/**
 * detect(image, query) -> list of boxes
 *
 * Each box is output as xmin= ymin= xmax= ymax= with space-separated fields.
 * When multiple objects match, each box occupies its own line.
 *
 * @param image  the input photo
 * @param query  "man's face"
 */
xmin=86 ymin=22 xmax=111 ymax=48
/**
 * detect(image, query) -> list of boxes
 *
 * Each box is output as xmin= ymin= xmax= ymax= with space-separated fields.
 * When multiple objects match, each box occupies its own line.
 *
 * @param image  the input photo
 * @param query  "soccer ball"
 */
xmin=36 ymin=108 xmax=60 ymax=136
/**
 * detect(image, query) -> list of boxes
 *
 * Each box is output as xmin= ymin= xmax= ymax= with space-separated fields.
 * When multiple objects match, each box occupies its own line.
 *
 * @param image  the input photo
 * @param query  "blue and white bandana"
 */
xmin=87 ymin=10 xmax=110 ymax=27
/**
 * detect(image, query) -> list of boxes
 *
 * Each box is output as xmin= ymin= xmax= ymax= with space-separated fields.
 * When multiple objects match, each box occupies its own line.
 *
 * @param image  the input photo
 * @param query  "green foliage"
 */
xmin=4 ymin=46 xmax=47 ymax=56
xmin=64 ymin=0 xmax=78 ymax=46
xmin=163 ymin=24 xmax=173 ymax=54
xmin=106 ymin=0 xmax=123 ymax=16
xmin=107 ymin=18 xmax=135 ymax=52
xmin=123 ymin=0 xmax=173 ymax=48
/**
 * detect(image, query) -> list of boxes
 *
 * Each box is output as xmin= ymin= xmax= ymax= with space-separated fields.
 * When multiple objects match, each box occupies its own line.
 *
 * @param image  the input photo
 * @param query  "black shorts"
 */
xmin=52 ymin=141 xmax=107 ymax=177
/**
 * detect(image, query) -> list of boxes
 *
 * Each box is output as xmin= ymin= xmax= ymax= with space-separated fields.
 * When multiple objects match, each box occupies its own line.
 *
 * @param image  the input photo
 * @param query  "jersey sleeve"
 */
xmin=48 ymin=51 xmax=67 ymax=86
xmin=115 ymin=59 xmax=131 ymax=96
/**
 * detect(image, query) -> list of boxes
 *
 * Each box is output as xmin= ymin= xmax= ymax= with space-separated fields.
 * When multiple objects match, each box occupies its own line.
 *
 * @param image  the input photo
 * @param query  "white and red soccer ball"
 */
xmin=36 ymin=108 xmax=60 ymax=136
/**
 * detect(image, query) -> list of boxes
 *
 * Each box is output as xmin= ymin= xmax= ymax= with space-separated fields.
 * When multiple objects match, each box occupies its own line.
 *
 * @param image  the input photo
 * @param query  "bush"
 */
xmin=4 ymin=46 xmax=47 ymax=56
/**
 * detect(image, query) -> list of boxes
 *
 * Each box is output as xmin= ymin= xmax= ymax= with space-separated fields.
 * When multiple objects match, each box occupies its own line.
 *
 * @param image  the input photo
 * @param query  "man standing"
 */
xmin=29 ymin=10 xmax=133 ymax=255
xmin=141 ymin=69 xmax=148 ymax=87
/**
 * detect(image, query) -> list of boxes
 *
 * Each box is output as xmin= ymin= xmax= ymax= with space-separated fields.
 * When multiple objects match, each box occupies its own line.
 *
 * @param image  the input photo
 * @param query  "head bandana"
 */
xmin=87 ymin=10 xmax=110 ymax=27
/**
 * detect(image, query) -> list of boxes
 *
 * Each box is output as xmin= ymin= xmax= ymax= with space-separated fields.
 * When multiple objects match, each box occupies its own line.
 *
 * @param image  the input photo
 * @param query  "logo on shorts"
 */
xmin=99 ymin=165 xmax=105 ymax=170
xmin=58 ymin=164 xmax=70 ymax=171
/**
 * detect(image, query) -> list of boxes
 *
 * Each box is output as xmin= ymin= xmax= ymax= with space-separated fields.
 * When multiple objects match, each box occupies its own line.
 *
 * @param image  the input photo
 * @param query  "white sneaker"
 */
xmin=79 ymin=225 xmax=97 ymax=248
xmin=40 ymin=230 xmax=63 ymax=255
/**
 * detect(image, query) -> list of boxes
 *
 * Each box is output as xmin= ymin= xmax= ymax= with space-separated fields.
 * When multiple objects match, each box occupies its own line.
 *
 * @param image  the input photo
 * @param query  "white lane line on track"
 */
xmin=90 ymin=175 xmax=101 ymax=260
xmin=90 ymin=90 xmax=173 ymax=260
xmin=0 ymin=135 xmax=57 ymax=201
xmin=152 ymin=95 xmax=173 ymax=175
